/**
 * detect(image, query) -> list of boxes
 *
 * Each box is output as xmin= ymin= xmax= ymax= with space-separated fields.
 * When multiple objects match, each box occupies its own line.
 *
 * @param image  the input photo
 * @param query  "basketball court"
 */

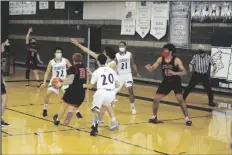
xmin=2 ymin=68 xmax=232 ymax=154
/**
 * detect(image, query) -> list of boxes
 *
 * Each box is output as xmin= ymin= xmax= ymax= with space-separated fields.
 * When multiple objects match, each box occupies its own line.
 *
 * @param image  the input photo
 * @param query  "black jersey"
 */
xmin=26 ymin=45 xmax=38 ymax=62
xmin=66 ymin=63 xmax=87 ymax=92
xmin=161 ymin=56 xmax=181 ymax=82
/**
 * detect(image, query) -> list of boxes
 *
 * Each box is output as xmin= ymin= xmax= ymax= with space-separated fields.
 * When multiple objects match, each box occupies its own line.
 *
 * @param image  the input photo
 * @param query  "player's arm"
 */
xmin=210 ymin=56 xmax=217 ymax=74
xmin=26 ymin=27 xmax=33 ymax=44
xmin=66 ymin=58 xmax=72 ymax=67
xmin=86 ymin=68 xmax=92 ymax=75
xmin=130 ymin=53 xmax=141 ymax=77
xmin=114 ymin=72 xmax=120 ymax=88
xmin=36 ymin=52 xmax=43 ymax=64
xmin=173 ymin=58 xmax=187 ymax=76
xmin=145 ymin=57 xmax=162 ymax=72
xmin=2 ymin=77 xmax=7 ymax=87
xmin=70 ymin=38 xmax=99 ymax=59
xmin=189 ymin=55 xmax=196 ymax=72
xmin=83 ymin=71 xmax=97 ymax=89
xmin=40 ymin=61 xmax=52 ymax=87
xmin=60 ymin=66 xmax=76 ymax=86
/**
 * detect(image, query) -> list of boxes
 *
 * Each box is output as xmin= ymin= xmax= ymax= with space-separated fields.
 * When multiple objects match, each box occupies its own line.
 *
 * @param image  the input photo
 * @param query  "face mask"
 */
xmin=162 ymin=51 xmax=170 ymax=57
xmin=55 ymin=53 xmax=62 ymax=59
xmin=30 ymin=42 xmax=36 ymax=46
xmin=119 ymin=47 xmax=125 ymax=52
xmin=199 ymin=50 xmax=204 ymax=54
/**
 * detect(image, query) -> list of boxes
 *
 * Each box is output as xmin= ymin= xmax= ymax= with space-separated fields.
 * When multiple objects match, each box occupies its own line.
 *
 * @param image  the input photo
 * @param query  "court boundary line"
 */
xmin=5 ymin=80 xmax=214 ymax=112
xmin=1 ymin=131 xmax=13 ymax=136
xmin=4 ymin=107 xmax=211 ymax=155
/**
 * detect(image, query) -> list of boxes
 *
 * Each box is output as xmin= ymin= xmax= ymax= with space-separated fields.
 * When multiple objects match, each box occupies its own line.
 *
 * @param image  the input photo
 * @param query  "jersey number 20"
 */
xmin=101 ymin=74 xmax=114 ymax=86
xmin=56 ymin=70 xmax=64 ymax=77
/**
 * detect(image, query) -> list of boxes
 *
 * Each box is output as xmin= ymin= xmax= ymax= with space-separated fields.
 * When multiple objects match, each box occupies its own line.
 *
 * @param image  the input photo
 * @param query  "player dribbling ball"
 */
xmin=51 ymin=77 xmax=63 ymax=89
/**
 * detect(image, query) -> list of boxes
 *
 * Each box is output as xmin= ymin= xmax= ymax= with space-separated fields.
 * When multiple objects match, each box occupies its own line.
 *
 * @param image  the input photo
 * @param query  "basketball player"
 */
xmin=114 ymin=41 xmax=141 ymax=114
xmin=145 ymin=43 xmax=192 ymax=126
xmin=1 ymin=39 xmax=10 ymax=126
xmin=71 ymin=38 xmax=117 ymax=123
xmin=83 ymin=54 xmax=119 ymax=136
xmin=53 ymin=53 xmax=86 ymax=126
xmin=40 ymin=48 xmax=82 ymax=119
xmin=25 ymin=27 xmax=43 ymax=87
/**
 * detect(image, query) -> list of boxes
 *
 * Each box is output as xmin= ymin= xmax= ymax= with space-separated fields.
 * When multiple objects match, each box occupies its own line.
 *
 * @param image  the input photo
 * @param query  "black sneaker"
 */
xmin=43 ymin=109 xmax=48 ymax=118
xmin=186 ymin=120 xmax=192 ymax=126
xmin=90 ymin=124 xmax=98 ymax=136
xmin=208 ymin=101 xmax=217 ymax=107
xmin=76 ymin=112 xmax=83 ymax=118
xmin=148 ymin=116 xmax=163 ymax=124
xmin=53 ymin=114 xmax=60 ymax=126
xmin=1 ymin=120 xmax=10 ymax=127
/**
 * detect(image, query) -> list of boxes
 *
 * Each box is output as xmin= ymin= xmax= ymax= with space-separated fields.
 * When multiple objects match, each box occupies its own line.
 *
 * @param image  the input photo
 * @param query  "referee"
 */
xmin=183 ymin=45 xmax=217 ymax=107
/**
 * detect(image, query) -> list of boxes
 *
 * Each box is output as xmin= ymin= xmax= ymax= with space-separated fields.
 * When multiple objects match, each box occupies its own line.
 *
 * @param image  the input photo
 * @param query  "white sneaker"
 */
xmin=131 ymin=108 xmax=137 ymax=115
xmin=110 ymin=121 xmax=119 ymax=130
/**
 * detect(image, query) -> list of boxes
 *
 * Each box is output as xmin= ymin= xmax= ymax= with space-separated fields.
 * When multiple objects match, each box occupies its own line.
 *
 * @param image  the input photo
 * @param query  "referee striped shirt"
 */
xmin=190 ymin=53 xmax=215 ymax=74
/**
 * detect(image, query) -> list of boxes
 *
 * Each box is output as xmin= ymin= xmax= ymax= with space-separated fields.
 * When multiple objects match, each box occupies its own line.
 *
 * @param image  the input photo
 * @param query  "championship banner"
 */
xmin=121 ymin=2 xmax=137 ymax=35
xmin=169 ymin=2 xmax=191 ymax=48
xmin=22 ymin=2 xmax=36 ymax=15
xmin=55 ymin=2 xmax=65 ymax=9
xmin=9 ymin=2 xmax=23 ymax=15
xmin=136 ymin=2 xmax=151 ymax=38
xmin=210 ymin=47 xmax=232 ymax=89
xmin=191 ymin=2 xmax=232 ymax=23
xmin=150 ymin=2 xmax=169 ymax=40
xmin=39 ymin=2 xmax=49 ymax=10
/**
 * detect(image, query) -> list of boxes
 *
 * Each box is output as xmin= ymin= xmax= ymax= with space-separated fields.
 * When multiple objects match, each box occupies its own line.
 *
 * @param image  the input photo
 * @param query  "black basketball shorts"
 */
xmin=156 ymin=80 xmax=182 ymax=96
xmin=26 ymin=60 xmax=37 ymax=70
xmin=62 ymin=88 xmax=85 ymax=108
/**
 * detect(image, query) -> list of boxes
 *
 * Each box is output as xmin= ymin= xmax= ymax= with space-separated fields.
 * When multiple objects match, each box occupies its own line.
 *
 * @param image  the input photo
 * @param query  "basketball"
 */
xmin=51 ymin=77 xmax=63 ymax=88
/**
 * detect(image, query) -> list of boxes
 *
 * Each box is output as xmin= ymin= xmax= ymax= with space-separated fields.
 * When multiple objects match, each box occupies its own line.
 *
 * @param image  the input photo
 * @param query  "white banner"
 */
xmin=39 ymin=2 xmax=49 ymax=10
xmin=150 ymin=2 xmax=169 ymax=40
xmin=169 ymin=2 xmax=191 ymax=48
xmin=22 ymin=2 xmax=36 ymax=15
xmin=210 ymin=47 xmax=232 ymax=80
xmin=55 ymin=2 xmax=65 ymax=9
xmin=9 ymin=2 xmax=23 ymax=15
xmin=136 ymin=2 xmax=151 ymax=38
xmin=121 ymin=2 xmax=136 ymax=35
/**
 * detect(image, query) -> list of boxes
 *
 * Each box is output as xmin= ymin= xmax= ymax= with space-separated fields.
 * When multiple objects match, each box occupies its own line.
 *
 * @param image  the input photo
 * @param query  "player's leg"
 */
xmin=174 ymin=82 xmax=192 ymax=126
xmin=61 ymin=85 xmax=83 ymax=118
xmin=53 ymin=101 xmax=69 ymax=126
xmin=183 ymin=72 xmax=199 ymax=101
xmin=125 ymin=73 xmax=136 ymax=114
xmin=201 ymin=74 xmax=216 ymax=106
xmin=25 ymin=62 xmax=31 ymax=86
xmin=42 ymin=86 xmax=59 ymax=117
xmin=149 ymin=81 xmax=170 ymax=124
xmin=32 ymin=69 xmax=42 ymax=87
xmin=1 ymin=83 xmax=10 ymax=126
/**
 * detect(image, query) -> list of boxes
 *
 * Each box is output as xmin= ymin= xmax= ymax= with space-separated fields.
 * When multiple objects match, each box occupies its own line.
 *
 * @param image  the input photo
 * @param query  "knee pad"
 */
xmin=91 ymin=106 xmax=100 ymax=113
xmin=26 ymin=69 xmax=30 ymax=80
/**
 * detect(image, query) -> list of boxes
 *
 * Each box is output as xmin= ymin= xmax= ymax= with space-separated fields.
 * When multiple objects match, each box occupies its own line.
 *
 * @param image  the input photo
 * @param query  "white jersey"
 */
xmin=116 ymin=52 xmax=131 ymax=74
xmin=91 ymin=66 xmax=118 ymax=90
xmin=50 ymin=58 xmax=67 ymax=80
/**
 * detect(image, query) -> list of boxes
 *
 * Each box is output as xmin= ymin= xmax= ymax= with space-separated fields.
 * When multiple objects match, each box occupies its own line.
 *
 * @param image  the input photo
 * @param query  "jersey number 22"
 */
xmin=56 ymin=70 xmax=64 ymax=77
xmin=101 ymin=74 xmax=114 ymax=86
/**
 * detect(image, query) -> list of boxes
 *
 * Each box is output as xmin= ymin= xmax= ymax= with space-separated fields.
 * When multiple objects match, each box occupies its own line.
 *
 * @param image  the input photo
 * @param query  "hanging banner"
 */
xmin=39 ymin=2 xmax=49 ymax=10
xmin=150 ymin=2 xmax=169 ymax=40
xmin=136 ymin=2 xmax=151 ymax=38
xmin=191 ymin=2 xmax=232 ymax=23
xmin=9 ymin=2 xmax=23 ymax=15
xmin=121 ymin=2 xmax=137 ymax=35
xmin=22 ymin=2 xmax=36 ymax=15
xmin=169 ymin=2 xmax=191 ymax=48
xmin=55 ymin=2 xmax=65 ymax=9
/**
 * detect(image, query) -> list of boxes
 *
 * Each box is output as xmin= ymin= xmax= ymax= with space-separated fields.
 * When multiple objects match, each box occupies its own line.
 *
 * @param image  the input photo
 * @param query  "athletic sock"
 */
xmin=43 ymin=104 xmax=48 ymax=110
xmin=131 ymin=103 xmax=135 ymax=109
xmin=111 ymin=117 xmax=116 ymax=122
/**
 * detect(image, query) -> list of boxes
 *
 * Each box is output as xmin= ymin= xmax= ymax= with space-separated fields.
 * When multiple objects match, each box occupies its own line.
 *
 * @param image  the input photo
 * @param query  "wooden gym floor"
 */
xmin=2 ymin=67 xmax=232 ymax=154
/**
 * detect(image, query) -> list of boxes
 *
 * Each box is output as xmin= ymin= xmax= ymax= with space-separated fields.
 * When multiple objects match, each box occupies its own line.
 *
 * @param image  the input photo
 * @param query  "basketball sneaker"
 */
xmin=53 ymin=114 xmax=60 ymax=126
xmin=1 ymin=120 xmax=10 ymax=127
xmin=76 ymin=112 xmax=83 ymax=118
xmin=131 ymin=107 xmax=137 ymax=115
xmin=42 ymin=109 xmax=48 ymax=118
xmin=148 ymin=116 xmax=163 ymax=124
xmin=90 ymin=123 xmax=98 ymax=136
xmin=185 ymin=117 xmax=192 ymax=126
xmin=110 ymin=121 xmax=119 ymax=131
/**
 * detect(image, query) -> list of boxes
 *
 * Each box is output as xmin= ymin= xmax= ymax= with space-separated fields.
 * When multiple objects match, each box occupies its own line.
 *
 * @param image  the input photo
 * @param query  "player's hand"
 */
xmin=39 ymin=61 xmax=44 ymax=64
xmin=70 ymin=38 xmax=79 ymax=45
xmin=40 ymin=83 xmax=46 ymax=88
xmin=145 ymin=64 xmax=152 ymax=72
xmin=83 ymin=84 xmax=87 ymax=88
xmin=28 ymin=27 xmax=33 ymax=33
xmin=168 ymin=70 xmax=176 ymax=76
xmin=55 ymin=82 xmax=62 ymax=89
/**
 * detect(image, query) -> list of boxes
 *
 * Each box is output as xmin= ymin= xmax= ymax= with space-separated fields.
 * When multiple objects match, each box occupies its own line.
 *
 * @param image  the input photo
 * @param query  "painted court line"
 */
xmin=5 ymin=107 xmax=169 ymax=155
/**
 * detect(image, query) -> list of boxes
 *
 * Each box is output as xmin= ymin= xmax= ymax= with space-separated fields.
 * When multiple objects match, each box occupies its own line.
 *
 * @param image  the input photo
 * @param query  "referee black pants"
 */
xmin=183 ymin=72 xmax=214 ymax=101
